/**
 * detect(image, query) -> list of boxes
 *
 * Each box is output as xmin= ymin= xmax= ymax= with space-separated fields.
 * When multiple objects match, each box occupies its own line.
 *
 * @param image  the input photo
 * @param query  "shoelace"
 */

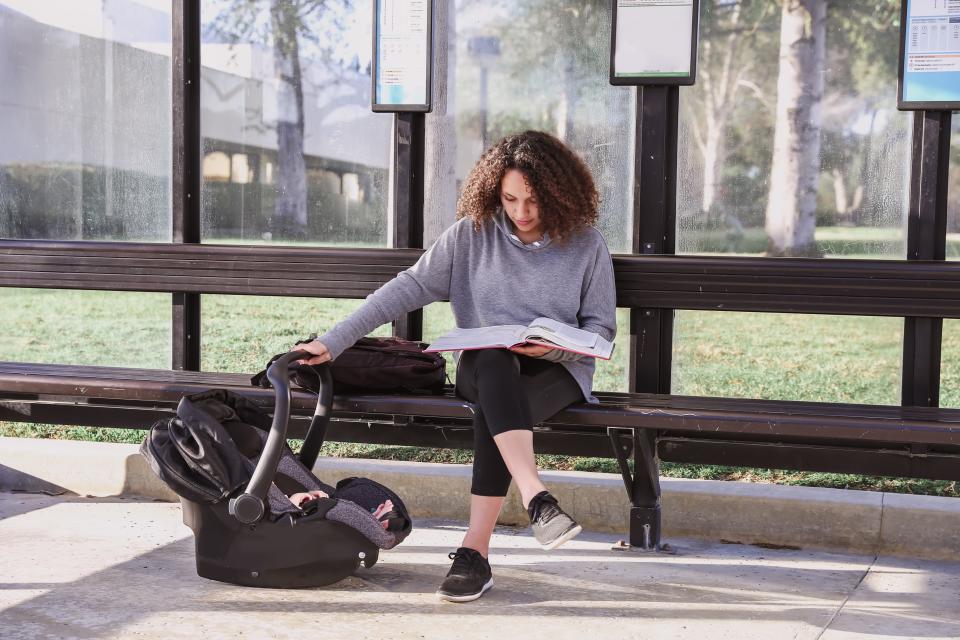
xmin=448 ymin=549 xmax=479 ymax=574
xmin=529 ymin=494 xmax=560 ymax=524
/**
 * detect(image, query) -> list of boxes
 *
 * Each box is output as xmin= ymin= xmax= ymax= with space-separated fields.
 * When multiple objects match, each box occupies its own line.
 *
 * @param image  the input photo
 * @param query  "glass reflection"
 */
xmin=0 ymin=0 xmax=173 ymax=241
xmin=200 ymin=0 xmax=391 ymax=246
xmin=423 ymin=0 xmax=635 ymax=251
xmin=677 ymin=0 xmax=910 ymax=258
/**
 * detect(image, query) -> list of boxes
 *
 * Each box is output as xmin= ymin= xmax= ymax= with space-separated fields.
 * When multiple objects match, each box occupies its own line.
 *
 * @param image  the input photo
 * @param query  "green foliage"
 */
xmin=827 ymin=0 xmax=901 ymax=97
xmin=0 ymin=164 xmax=169 ymax=241
xmin=0 ymin=159 xmax=386 ymax=244
xmin=680 ymin=224 xmax=920 ymax=257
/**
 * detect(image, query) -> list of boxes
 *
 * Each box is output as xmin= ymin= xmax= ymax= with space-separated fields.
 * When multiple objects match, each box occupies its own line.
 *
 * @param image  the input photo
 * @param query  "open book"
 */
xmin=424 ymin=317 xmax=614 ymax=360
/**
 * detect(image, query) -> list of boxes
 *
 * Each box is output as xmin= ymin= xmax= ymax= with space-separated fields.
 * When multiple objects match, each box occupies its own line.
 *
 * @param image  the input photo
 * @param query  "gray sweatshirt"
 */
xmin=317 ymin=212 xmax=618 ymax=403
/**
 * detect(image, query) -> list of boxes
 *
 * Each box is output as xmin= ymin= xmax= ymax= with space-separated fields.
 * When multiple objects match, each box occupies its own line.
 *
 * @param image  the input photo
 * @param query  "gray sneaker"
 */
xmin=527 ymin=491 xmax=582 ymax=550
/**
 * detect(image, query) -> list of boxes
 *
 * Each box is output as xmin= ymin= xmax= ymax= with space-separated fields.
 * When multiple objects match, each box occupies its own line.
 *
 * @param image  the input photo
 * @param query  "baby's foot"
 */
xmin=372 ymin=499 xmax=395 ymax=530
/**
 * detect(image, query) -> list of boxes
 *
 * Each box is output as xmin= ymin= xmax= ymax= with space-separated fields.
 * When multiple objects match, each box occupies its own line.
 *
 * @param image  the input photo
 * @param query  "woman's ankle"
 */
xmin=520 ymin=484 xmax=549 ymax=509
xmin=459 ymin=538 xmax=489 ymax=558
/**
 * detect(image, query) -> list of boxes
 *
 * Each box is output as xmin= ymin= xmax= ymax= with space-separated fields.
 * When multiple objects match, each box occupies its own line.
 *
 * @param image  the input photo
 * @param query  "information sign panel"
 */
xmin=898 ymin=0 xmax=960 ymax=110
xmin=372 ymin=0 xmax=432 ymax=112
xmin=610 ymin=0 xmax=700 ymax=86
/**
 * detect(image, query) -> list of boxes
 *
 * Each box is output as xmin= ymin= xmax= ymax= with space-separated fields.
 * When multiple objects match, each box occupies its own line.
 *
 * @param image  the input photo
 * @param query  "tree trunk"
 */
xmin=831 ymin=167 xmax=863 ymax=224
xmin=423 ymin=0 xmax=458 ymax=245
xmin=271 ymin=0 xmax=308 ymax=239
xmin=555 ymin=53 xmax=577 ymax=143
xmin=764 ymin=0 xmax=827 ymax=256
xmin=694 ymin=1 xmax=751 ymax=224
xmin=701 ymin=116 xmax=727 ymax=221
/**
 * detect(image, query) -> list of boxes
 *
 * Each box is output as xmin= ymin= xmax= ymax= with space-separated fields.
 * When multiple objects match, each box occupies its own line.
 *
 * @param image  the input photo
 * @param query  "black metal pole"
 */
xmin=391 ymin=112 xmax=425 ymax=341
xmin=630 ymin=85 xmax=679 ymax=395
xmin=902 ymin=110 xmax=952 ymax=407
xmin=623 ymin=85 xmax=680 ymax=551
xmin=172 ymin=0 xmax=202 ymax=371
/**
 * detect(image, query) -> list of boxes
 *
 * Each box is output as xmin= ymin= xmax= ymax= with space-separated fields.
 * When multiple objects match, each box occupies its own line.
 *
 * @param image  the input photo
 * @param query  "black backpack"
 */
xmin=252 ymin=336 xmax=447 ymax=395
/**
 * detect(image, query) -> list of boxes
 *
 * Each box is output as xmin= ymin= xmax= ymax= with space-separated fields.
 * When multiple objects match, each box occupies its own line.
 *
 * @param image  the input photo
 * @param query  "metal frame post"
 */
xmin=902 ymin=110 xmax=952 ymax=406
xmin=391 ymin=112 xmax=425 ymax=341
xmin=630 ymin=85 xmax=679 ymax=395
xmin=172 ymin=0 xmax=202 ymax=370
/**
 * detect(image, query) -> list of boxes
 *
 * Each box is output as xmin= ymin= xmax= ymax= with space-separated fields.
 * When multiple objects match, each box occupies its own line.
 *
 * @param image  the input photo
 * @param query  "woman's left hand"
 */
xmin=509 ymin=344 xmax=554 ymax=358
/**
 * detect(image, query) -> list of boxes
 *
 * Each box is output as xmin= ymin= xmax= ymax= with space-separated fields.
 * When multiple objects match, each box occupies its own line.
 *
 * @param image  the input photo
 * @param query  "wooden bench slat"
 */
xmin=0 ymin=240 xmax=424 ymax=263
xmin=0 ymin=272 xmax=385 ymax=298
xmin=0 ymin=269 xmax=389 ymax=289
xmin=3 ymin=361 xmax=960 ymax=446
xmin=0 ymin=256 xmax=411 ymax=278
xmin=5 ymin=240 xmax=960 ymax=315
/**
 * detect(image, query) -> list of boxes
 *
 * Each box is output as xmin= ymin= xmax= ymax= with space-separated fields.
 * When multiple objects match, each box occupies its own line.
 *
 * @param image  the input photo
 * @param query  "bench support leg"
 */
xmin=629 ymin=505 xmax=661 ymax=550
xmin=608 ymin=427 xmax=669 ymax=552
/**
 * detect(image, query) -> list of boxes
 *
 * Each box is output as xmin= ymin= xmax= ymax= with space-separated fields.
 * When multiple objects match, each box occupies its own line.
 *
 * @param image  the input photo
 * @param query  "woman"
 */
xmin=294 ymin=130 xmax=617 ymax=602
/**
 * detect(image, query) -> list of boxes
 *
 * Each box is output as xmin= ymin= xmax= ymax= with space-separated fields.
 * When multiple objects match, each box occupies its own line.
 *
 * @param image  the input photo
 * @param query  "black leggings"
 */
xmin=455 ymin=349 xmax=584 ymax=497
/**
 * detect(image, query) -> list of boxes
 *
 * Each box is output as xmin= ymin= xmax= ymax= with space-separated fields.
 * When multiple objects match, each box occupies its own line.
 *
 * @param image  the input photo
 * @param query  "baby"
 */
xmin=289 ymin=490 xmax=396 ymax=530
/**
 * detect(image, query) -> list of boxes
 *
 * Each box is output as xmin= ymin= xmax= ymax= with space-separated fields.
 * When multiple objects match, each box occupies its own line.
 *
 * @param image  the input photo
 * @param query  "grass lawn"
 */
xmin=3 ymin=273 xmax=960 ymax=498
xmin=678 ymin=225 xmax=951 ymax=258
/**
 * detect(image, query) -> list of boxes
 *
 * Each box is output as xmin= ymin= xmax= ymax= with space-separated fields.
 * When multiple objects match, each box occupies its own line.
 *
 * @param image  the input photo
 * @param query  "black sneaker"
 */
xmin=527 ymin=491 xmax=582 ymax=550
xmin=436 ymin=547 xmax=493 ymax=603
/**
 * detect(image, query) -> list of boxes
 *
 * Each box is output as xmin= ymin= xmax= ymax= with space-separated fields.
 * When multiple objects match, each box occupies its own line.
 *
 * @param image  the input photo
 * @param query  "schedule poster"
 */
xmin=373 ymin=0 xmax=432 ymax=112
xmin=610 ymin=0 xmax=699 ymax=85
xmin=898 ymin=0 xmax=960 ymax=109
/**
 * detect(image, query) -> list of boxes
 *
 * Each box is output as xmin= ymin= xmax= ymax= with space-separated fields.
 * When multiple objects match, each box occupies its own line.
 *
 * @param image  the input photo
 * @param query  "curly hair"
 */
xmin=456 ymin=131 xmax=599 ymax=242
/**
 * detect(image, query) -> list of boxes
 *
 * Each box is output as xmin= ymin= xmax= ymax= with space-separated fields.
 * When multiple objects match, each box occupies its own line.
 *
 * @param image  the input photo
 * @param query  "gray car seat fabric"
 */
xmin=327 ymin=501 xmax=398 ymax=549
xmin=142 ymin=389 xmax=411 ymax=549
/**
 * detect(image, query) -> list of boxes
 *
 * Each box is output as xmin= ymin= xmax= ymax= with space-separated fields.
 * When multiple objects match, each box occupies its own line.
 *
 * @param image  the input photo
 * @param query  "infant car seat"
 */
xmin=140 ymin=351 xmax=412 ymax=588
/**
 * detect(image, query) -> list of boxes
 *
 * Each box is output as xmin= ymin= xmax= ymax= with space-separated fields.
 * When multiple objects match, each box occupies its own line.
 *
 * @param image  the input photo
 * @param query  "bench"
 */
xmin=6 ymin=240 xmax=960 ymax=549
xmin=5 ymin=360 xmax=960 ymax=549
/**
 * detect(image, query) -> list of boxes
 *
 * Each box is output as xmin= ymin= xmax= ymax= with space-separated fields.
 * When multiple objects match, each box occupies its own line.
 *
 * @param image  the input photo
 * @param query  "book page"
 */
xmin=524 ymin=317 xmax=599 ymax=348
xmin=425 ymin=325 xmax=527 ymax=351
xmin=523 ymin=337 xmax=615 ymax=360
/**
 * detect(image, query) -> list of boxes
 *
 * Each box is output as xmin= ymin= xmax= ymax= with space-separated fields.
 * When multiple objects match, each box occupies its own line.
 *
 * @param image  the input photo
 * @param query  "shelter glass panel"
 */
xmin=0 ymin=288 xmax=170 ymax=368
xmin=200 ymin=0 xmax=391 ymax=247
xmin=946 ymin=116 xmax=960 ymax=260
xmin=940 ymin=319 xmax=960 ymax=408
xmin=421 ymin=0 xmax=635 ymax=251
xmin=676 ymin=1 xmax=910 ymax=259
xmin=423 ymin=302 xmax=456 ymax=384
xmin=0 ymin=1 xmax=173 ymax=241
xmin=672 ymin=310 xmax=902 ymax=404
xmin=200 ymin=295 xmax=392 ymax=373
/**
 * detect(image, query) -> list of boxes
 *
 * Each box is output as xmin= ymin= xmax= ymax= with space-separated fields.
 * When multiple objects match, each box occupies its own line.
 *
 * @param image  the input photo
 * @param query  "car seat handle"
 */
xmin=299 ymin=364 xmax=333 ymax=469
xmin=231 ymin=349 xmax=310 ymax=524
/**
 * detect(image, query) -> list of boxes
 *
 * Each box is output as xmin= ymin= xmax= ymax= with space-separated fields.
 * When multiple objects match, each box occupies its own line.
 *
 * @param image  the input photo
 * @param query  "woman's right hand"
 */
xmin=294 ymin=340 xmax=331 ymax=366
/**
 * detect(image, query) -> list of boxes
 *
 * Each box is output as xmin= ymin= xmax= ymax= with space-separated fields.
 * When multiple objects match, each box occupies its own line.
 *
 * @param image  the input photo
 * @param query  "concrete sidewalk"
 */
xmin=2 ymin=492 xmax=959 ymax=640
